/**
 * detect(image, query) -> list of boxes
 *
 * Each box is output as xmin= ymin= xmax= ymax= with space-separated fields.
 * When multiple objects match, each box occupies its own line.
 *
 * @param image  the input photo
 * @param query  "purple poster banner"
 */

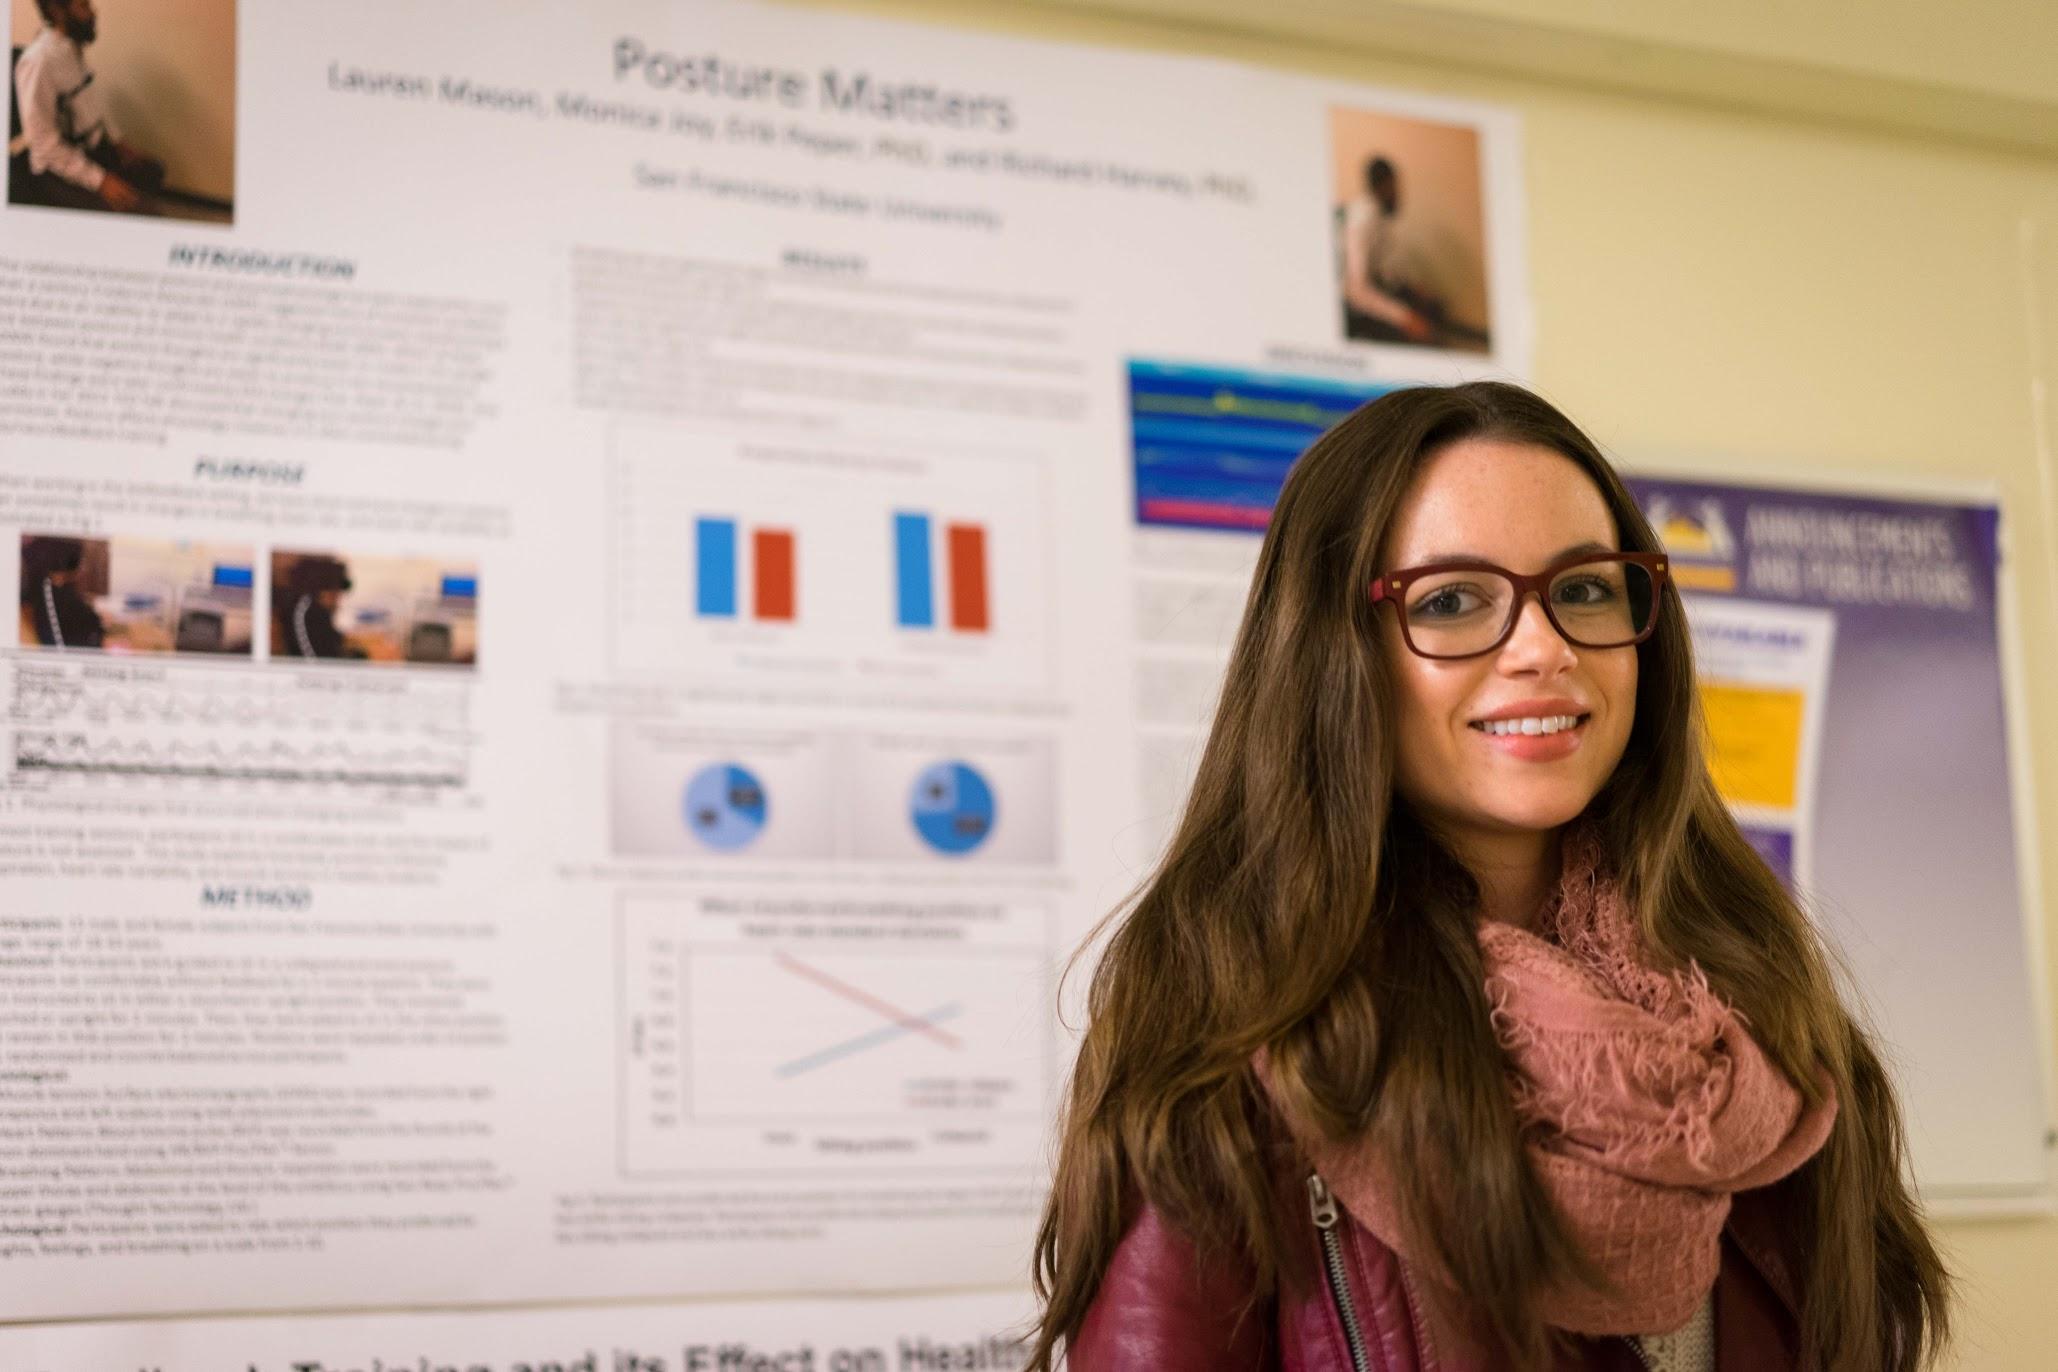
xmin=1625 ymin=474 xmax=2046 ymax=1199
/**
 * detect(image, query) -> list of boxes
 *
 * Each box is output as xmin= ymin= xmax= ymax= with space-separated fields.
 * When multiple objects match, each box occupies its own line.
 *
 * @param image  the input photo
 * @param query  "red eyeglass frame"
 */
xmin=1369 ymin=550 xmax=1671 ymax=660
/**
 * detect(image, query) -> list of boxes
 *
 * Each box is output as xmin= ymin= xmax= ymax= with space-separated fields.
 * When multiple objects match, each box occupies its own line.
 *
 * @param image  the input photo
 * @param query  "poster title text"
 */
xmin=613 ymin=40 xmax=1017 ymax=131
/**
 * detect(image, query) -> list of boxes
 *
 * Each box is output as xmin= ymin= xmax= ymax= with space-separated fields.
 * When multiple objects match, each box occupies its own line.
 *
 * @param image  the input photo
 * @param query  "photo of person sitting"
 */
xmin=1338 ymin=156 xmax=1436 ymax=344
xmin=19 ymin=533 xmax=257 ymax=655
xmin=272 ymin=554 xmax=371 ymax=661
xmin=1336 ymin=154 xmax=1492 ymax=351
xmin=11 ymin=0 xmax=162 ymax=212
xmin=269 ymin=550 xmax=479 ymax=667
xmin=8 ymin=0 xmax=235 ymax=221
xmin=18 ymin=534 xmax=105 ymax=649
xmin=1328 ymin=108 xmax=1495 ymax=355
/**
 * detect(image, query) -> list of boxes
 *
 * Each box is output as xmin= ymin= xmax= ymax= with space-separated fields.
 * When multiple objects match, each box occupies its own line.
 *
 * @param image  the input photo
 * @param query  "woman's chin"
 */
xmin=1467 ymin=790 xmax=1596 ymax=835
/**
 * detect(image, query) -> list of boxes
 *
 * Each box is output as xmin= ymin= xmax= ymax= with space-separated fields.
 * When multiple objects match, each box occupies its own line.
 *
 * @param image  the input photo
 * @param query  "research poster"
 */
xmin=0 ymin=0 xmax=1528 ymax=1360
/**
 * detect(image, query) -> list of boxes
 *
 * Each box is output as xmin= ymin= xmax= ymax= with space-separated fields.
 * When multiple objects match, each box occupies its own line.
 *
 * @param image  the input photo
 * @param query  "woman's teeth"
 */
xmin=1472 ymin=714 xmax=1584 ymax=736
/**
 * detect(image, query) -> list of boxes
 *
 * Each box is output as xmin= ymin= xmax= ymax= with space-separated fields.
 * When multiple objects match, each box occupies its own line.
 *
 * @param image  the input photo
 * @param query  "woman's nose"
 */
xmin=1497 ymin=593 xmax=1577 ymax=672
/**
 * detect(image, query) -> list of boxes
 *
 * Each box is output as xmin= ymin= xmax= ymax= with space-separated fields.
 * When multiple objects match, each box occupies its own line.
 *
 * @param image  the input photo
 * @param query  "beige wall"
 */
xmin=1032 ymin=0 xmax=2058 ymax=108
xmin=11 ymin=0 xmax=235 ymax=202
xmin=789 ymin=0 xmax=2058 ymax=1367
xmin=1022 ymin=0 xmax=2058 ymax=156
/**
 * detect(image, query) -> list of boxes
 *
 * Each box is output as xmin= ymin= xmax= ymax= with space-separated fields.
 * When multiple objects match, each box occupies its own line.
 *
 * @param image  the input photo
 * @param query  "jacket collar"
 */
xmin=1722 ymin=1188 xmax=1802 ymax=1320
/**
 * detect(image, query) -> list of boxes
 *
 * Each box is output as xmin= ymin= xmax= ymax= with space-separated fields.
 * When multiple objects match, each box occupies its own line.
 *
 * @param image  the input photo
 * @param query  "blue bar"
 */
xmin=1128 ymin=359 xmax=1400 ymax=404
xmin=439 ymin=574 xmax=478 ymax=600
xmin=696 ymin=517 xmax=737 ymax=617
xmin=212 ymin=564 xmax=254 ymax=589
xmin=894 ymin=511 xmax=933 ymax=628
xmin=1132 ymin=415 xmax=1322 ymax=453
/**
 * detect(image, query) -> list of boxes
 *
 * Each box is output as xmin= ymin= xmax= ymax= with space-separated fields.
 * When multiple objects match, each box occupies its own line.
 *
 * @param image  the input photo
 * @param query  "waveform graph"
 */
xmin=12 ymin=732 xmax=469 ymax=790
xmin=685 ymin=948 xmax=1046 ymax=1123
xmin=4 ymin=656 xmax=478 ymax=801
xmin=6 ymin=656 xmax=475 ymax=732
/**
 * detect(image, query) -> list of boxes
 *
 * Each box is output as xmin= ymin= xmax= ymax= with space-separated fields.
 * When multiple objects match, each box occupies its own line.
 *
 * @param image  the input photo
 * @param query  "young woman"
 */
xmin=1030 ymin=383 xmax=1950 ymax=1371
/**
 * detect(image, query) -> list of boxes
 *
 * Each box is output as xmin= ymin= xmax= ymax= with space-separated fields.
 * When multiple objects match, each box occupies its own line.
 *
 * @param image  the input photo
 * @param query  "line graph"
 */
xmin=773 ymin=951 xmax=964 ymax=1050
xmin=618 ymin=897 xmax=1054 ymax=1175
xmin=677 ymin=949 xmax=1040 ymax=1121
xmin=769 ymin=951 xmax=965 ymax=1078
xmin=775 ymin=1004 xmax=964 ymax=1078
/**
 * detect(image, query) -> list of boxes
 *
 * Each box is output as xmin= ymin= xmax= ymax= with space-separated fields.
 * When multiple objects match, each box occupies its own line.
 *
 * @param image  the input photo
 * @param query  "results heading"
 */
xmin=614 ymin=39 xmax=1017 ymax=132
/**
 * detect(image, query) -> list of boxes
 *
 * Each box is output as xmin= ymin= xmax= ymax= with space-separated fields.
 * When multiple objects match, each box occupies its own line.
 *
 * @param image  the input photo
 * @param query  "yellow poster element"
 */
xmin=1700 ymin=681 xmax=1804 ymax=809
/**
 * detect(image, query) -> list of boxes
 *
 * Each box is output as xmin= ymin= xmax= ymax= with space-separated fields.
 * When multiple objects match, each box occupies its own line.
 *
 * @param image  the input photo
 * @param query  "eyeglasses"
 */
xmin=1370 ymin=551 xmax=1670 ymax=660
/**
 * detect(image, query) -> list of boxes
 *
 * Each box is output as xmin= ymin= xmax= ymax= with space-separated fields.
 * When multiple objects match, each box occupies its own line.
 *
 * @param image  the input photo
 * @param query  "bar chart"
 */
xmin=695 ymin=518 xmax=797 ymax=624
xmin=608 ymin=422 xmax=1053 ymax=694
xmin=893 ymin=513 xmax=989 ymax=634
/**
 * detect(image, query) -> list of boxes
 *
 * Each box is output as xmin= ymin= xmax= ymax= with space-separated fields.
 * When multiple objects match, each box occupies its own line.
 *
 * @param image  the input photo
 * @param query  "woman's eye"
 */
xmin=1555 ymin=576 xmax=1616 ymax=604
xmin=1412 ymin=586 xmax=1477 ymax=617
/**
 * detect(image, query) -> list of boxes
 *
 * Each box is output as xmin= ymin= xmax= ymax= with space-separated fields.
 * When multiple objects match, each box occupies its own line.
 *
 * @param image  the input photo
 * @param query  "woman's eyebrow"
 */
xmin=1405 ymin=539 xmax=1616 ymax=563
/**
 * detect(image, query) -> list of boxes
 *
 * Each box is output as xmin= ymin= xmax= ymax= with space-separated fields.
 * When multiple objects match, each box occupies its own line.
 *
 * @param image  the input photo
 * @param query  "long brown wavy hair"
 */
xmin=1029 ymin=381 xmax=1950 ymax=1369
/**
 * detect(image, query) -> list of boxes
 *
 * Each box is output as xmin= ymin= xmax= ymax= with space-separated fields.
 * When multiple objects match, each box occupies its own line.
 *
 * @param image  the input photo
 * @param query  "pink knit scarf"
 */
xmin=1279 ymin=822 xmax=1837 ymax=1336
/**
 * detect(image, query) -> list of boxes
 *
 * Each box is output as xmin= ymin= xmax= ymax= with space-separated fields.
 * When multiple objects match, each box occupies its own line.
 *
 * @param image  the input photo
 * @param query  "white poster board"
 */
xmin=0 ymin=0 xmax=1528 ymax=1357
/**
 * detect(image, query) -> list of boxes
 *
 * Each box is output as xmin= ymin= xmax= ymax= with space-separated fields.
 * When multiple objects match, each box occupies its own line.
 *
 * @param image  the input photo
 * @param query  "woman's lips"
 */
xmin=1470 ymin=714 xmax=1589 ymax=761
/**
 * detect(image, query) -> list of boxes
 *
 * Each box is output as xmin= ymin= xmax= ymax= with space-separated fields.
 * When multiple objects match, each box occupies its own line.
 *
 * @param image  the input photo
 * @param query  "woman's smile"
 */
xmin=1466 ymin=695 xmax=1596 ymax=760
xmin=1469 ymin=711 xmax=1592 ymax=760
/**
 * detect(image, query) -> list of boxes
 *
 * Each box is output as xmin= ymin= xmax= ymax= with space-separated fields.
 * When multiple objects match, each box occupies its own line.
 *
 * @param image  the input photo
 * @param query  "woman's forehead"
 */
xmin=1384 ymin=439 xmax=1617 ymax=565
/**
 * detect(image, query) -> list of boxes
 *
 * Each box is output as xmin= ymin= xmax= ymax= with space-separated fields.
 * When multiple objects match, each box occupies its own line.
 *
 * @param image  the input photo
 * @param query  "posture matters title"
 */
xmin=612 ymin=39 xmax=1017 ymax=131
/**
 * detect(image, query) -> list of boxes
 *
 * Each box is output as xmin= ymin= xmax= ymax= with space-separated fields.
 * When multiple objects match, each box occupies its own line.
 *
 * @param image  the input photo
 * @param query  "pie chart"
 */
xmin=684 ymin=762 xmax=768 ymax=851
xmin=910 ymin=760 xmax=995 ymax=856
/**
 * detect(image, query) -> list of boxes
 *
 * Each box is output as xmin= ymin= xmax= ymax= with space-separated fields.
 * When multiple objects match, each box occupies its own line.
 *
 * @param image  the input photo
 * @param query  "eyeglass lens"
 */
xmin=1402 ymin=558 xmax=1656 ymax=656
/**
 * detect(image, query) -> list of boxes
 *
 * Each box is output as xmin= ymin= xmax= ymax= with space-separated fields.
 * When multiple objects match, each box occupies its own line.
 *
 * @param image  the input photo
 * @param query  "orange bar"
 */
xmin=753 ymin=528 xmax=795 ymax=621
xmin=945 ymin=522 xmax=988 ymax=633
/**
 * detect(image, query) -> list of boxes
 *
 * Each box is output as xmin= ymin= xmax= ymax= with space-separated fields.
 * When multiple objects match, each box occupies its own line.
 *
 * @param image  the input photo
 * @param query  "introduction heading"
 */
xmin=614 ymin=39 xmax=1017 ymax=132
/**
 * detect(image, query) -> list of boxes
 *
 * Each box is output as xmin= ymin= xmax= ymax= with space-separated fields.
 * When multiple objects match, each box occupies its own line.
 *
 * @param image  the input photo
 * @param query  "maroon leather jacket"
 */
xmin=1069 ymin=1178 xmax=1806 ymax=1371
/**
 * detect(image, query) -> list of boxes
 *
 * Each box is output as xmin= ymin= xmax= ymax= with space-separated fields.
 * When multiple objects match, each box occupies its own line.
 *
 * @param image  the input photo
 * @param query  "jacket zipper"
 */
xmin=1307 ymin=1174 xmax=1661 ymax=1372
xmin=1306 ymin=1173 xmax=1372 ymax=1372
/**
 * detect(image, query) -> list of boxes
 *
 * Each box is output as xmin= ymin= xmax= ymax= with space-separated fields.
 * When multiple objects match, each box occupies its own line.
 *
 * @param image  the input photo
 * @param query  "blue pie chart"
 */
xmin=684 ymin=763 xmax=767 ymax=851
xmin=910 ymin=760 xmax=996 ymax=856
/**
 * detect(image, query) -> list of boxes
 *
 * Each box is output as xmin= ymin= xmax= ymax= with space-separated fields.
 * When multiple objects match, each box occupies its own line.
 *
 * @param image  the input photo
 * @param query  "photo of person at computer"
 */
xmin=19 ymin=533 xmax=256 ymax=655
xmin=8 ymin=0 xmax=235 ymax=221
xmin=1328 ymin=105 xmax=1493 ymax=354
xmin=269 ymin=550 xmax=479 ymax=668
